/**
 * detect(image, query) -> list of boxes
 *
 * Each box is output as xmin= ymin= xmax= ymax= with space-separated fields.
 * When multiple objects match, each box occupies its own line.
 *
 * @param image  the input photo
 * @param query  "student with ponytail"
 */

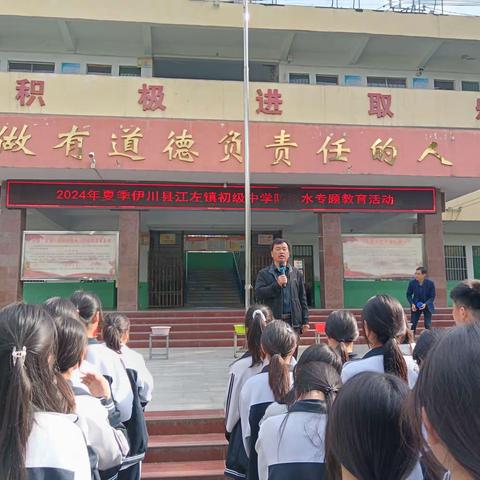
xmin=0 ymin=303 xmax=91 ymax=480
xmin=54 ymin=313 xmax=129 ymax=480
xmin=224 ymin=304 xmax=273 ymax=480
xmin=103 ymin=313 xmax=153 ymax=480
xmin=325 ymin=310 xmax=359 ymax=363
xmin=256 ymin=360 xmax=342 ymax=480
xmin=239 ymin=320 xmax=297 ymax=480
xmin=70 ymin=291 xmax=134 ymax=423
xmin=342 ymin=295 xmax=418 ymax=387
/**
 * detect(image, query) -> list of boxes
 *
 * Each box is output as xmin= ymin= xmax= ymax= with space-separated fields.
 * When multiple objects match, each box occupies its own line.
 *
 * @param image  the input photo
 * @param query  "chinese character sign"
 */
xmin=368 ymin=93 xmax=393 ymax=118
xmin=16 ymin=79 xmax=46 ymax=107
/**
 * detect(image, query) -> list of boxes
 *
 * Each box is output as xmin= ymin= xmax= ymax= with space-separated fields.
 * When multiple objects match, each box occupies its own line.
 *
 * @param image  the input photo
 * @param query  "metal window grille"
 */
xmin=87 ymin=64 xmax=112 ymax=76
xmin=367 ymin=76 xmax=406 ymax=88
xmin=8 ymin=61 xmax=55 ymax=73
xmin=316 ymin=74 xmax=338 ymax=85
xmin=462 ymin=81 xmax=479 ymax=92
xmin=444 ymin=245 xmax=467 ymax=281
xmin=434 ymin=79 xmax=455 ymax=90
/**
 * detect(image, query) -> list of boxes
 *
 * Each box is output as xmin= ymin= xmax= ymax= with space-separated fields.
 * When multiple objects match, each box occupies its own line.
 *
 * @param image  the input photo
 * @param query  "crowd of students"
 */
xmin=225 ymin=279 xmax=480 ymax=480
xmin=0 ymin=291 xmax=154 ymax=480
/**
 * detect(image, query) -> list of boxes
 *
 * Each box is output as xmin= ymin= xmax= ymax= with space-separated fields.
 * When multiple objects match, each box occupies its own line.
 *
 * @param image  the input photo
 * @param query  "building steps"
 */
xmin=122 ymin=308 xmax=455 ymax=349
xmin=142 ymin=410 xmax=226 ymax=480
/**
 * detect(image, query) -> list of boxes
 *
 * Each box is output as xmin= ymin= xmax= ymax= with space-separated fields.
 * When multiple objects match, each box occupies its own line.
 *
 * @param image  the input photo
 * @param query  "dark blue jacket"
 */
xmin=406 ymin=278 xmax=436 ymax=313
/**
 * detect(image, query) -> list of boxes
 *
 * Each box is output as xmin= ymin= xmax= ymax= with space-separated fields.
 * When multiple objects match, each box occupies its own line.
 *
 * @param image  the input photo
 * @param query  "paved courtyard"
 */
xmin=141 ymin=344 xmax=370 ymax=411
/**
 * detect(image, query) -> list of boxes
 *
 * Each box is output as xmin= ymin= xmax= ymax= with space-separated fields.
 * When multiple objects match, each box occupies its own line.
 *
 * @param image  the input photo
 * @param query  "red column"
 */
xmin=0 ymin=182 xmax=25 ymax=307
xmin=117 ymin=211 xmax=140 ymax=311
xmin=417 ymin=190 xmax=447 ymax=307
xmin=318 ymin=213 xmax=344 ymax=309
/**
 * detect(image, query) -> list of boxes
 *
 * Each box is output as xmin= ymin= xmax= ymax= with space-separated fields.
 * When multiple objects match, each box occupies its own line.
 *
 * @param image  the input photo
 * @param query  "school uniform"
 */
xmin=256 ymin=400 xmax=328 ymax=480
xmin=224 ymin=353 xmax=265 ymax=480
xmin=120 ymin=345 xmax=154 ymax=405
xmin=239 ymin=364 xmax=294 ymax=480
xmin=341 ymin=346 xmax=419 ymax=388
xmin=26 ymin=412 xmax=91 ymax=480
xmin=86 ymin=339 xmax=134 ymax=423
xmin=114 ymin=346 xmax=151 ymax=480
xmin=73 ymin=386 xmax=130 ymax=480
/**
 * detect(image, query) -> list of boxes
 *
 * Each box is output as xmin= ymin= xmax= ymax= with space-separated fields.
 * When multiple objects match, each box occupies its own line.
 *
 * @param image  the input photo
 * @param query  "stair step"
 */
xmin=145 ymin=434 xmax=227 ymax=463
xmin=146 ymin=410 xmax=224 ymax=436
xmin=141 ymin=460 xmax=225 ymax=480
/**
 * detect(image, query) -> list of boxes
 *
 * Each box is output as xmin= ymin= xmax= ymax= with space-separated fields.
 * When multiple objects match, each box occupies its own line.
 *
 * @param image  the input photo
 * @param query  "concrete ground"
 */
xmin=141 ymin=344 xmax=370 ymax=412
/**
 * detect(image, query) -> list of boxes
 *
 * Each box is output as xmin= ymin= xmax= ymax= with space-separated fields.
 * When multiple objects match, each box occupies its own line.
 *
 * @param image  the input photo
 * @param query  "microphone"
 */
xmin=279 ymin=261 xmax=287 ymax=288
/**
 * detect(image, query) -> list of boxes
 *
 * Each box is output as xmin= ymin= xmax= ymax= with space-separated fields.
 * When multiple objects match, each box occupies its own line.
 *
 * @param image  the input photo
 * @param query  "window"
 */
xmin=462 ymin=81 xmax=479 ymax=92
xmin=316 ymin=74 xmax=338 ymax=86
xmin=87 ymin=64 xmax=112 ymax=76
xmin=444 ymin=245 xmax=467 ymax=281
xmin=344 ymin=75 xmax=362 ymax=86
xmin=289 ymin=73 xmax=310 ymax=84
xmin=434 ymin=79 xmax=455 ymax=90
xmin=367 ymin=76 xmax=406 ymax=88
xmin=119 ymin=65 xmax=141 ymax=77
xmin=8 ymin=61 xmax=55 ymax=73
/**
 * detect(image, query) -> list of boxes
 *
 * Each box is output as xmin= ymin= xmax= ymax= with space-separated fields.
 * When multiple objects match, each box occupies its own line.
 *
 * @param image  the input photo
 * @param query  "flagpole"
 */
xmin=243 ymin=0 xmax=252 ymax=310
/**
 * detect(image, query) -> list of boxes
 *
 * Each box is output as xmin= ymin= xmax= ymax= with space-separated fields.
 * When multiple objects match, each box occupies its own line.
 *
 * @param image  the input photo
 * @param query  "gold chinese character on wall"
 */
xmin=109 ymin=127 xmax=145 ymax=161
xmin=219 ymin=131 xmax=242 ymax=163
xmin=53 ymin=125 xmax=90 ymax=160
xmin=316 ymin=135 xmax=351 ymax=164
xmin=265 ymin=129 xmax=297 ymax=166
xmin=163 ymin=129 xmax=199 ymax=163
xmin=418 ymin=141 xmax=452 ymax=166
xmin=371 ymin=138 xmax=397 ymax=166
xmin=0 ymin=125 xmax=35 ymax=156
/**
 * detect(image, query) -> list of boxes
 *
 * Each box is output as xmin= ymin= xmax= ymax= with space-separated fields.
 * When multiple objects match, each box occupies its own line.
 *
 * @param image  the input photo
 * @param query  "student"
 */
xmin=412 ymin=328 xmax=446 ymax=368
xmin=325 ymin=310 xmax=359 ymax=363
xmin=450 ymin=279 xmax=480 ymax=325
xmin=70 ymin=291 xmax=134 ymax=423
xmin=256 ymin=360 xmax=341 ymax=480
xmin=326 ymin=372 xmax=423 ymax=480
xmin=262 ymin=343 xmax=342 ymax=421
xmin=411 ymin=324 xmax=480 ymax=480
xmin=103 ymin=313 xmax=153 ymax=480
xmin=54 ymin=313 xmax=130 ymax=480
xmin=224 ymin=305 xmax=273 ymax=480
xmin=0 ymin=303 xmax=91 ymax=480
xmin=103 ymin=312 xmax=154 ymax=406
xmin=342 ymin=295 xmax=418 ymax=387
xmin=239 ymin=320 xmax=297 ymax=480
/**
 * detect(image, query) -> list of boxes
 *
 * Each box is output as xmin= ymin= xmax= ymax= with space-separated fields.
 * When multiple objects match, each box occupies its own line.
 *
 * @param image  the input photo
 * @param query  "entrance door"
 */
xmin=474 ymin=246 xmax=480 ymax=278
xmin=148 ymin=232 xmax=184 ymax=308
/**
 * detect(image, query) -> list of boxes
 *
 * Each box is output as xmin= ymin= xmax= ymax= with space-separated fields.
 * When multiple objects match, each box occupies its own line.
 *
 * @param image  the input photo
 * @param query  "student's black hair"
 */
xmin=325 ymin=310 xmax=359 ymax=363
xmin=416 ymin=266 xmax=428 ymax=275
xmin=325 ymin=372 xmax=419 ymax=480
xmin=0 ymin=303 xmax=70 ymax=480
xmin=54 ymin=315 xmax=88 ymax=374
xmin=362 ymin=295 xmax=408 ymax=382
xmin=411 ymin=324 xmax=480 ymax=478
xmin=450 ymin=280 xmax=480 ymax=321
xmin=43 ymin=296 xmax=80 ymax=321
xmin=70 ymin=290 xmax=103 ymax=327
xmin=297 ymin=343 xmax=343 ymax=375
xmin=261 ymin=320 xmax=297 ymax=403
xmin=282 ymin=344 xmax=342 ymax=406
xmin=103 ymin=312 xmax=130 ymax=354
xmin=245 ymin=304 xmax=273 ymax=367
xmin=294 ymin=361 xmax=342 ymax=410
xmin=270 ymin=237 xmax=290 ymax=251
xmin=412 ymin=328 xmax=446 ymax=367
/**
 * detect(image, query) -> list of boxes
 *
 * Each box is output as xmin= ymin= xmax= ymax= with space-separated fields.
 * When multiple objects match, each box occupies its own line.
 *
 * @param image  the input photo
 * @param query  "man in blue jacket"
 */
xmin=406 ymin=266 xmax=436 ymax=335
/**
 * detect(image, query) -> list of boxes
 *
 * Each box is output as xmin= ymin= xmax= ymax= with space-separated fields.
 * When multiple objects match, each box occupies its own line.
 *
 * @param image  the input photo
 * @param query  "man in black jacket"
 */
xmin=254 ymin=238 xmax=309 ymax=334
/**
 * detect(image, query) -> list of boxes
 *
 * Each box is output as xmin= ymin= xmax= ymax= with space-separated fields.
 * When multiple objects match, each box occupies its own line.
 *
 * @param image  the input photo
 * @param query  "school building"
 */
xmin=1 ymin=0 xmax=480 ymax=311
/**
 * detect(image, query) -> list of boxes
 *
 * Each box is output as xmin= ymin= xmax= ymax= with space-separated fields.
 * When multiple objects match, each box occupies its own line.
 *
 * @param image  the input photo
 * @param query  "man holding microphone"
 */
xmin=406 ymin=266 xmax=436 ymax=337
xmin=254 ymin=238 xmax=309 ymax=339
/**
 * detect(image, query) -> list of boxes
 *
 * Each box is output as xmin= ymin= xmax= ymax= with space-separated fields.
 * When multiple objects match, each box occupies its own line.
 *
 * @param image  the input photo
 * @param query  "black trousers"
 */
xmin=118 ymin=463 xmax=141 ymax=480
xmin=411 ymin=308 xmax=432 ymax=333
